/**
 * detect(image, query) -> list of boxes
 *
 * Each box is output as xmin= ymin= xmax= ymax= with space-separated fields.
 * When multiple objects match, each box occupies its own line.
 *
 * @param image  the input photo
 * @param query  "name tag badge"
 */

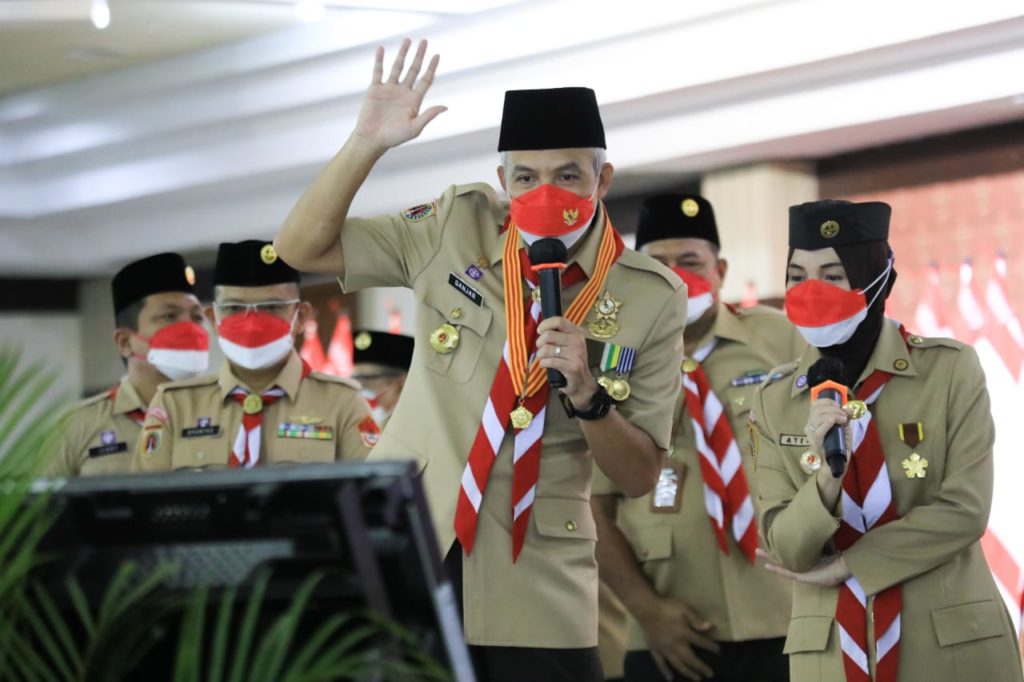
xmin=448 ymin=273 xmax=484 ymax=307
xmin=650 ymin=461 xmax=686 ymax=514
xmin=277 ymin=423 xmax=334 ymax=440
xmin=781 ymin=434 xmax=811 ymax=447
xmin=181 ymin=426 xmax=221 ymax=439
xmin=87 ymin=442 xmax=128 ymax=458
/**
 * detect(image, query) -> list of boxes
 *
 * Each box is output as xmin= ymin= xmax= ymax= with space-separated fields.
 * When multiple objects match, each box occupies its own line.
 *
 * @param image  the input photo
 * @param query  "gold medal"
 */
xmin=430 ymin=323 xmax=460 ymax=354
xmin=588 ymin=292 xmax=622 ymax=340
xmin=799 ymin=450 xmax=822 ymax=475
xmin=243 ymin=394 xmax=263 ymax=415
xmin=843 ymin=400 xmax=867 ymax=420
xmin=901 ymin=453 xmax=928 ymax=479
xmin=597 ymin=375 xmax=612 ymax=392
xmin=510 ymin=405 xmax=534 ymax=430
xmin=682 ymin=358 xmax=699 ymax=373
xmin=608 ymin=378 xmax=631 ymax=402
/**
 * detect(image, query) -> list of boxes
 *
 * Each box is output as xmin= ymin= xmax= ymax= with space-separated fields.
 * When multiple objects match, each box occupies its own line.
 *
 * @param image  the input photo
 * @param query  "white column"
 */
xmin=702 ymin=163 xmax=818 ymax=302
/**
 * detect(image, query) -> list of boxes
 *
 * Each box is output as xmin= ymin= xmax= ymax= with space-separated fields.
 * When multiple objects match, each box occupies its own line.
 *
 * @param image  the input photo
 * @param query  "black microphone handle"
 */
xmin=819 ymin=388 xmax=847 ymax=478
xmin=536 ymin=268 xmax=567 ymax=389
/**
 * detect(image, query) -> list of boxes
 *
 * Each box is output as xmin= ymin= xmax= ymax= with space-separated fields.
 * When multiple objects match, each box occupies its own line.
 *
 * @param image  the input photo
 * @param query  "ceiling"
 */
xmin=2 ymin=0 xmax=1023 ymax=278
xmin=0 ymin=0 xmax=524 ymax=95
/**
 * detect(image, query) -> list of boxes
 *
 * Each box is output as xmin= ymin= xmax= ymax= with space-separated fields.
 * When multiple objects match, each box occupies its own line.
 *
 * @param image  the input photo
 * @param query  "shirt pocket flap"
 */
xmin=932 ymin=600 xmax=1005 ymax=646
xmin=422 ymin=280 xmax=493 ymax=337
xmin=533 ymin=497 xmax=597 ymax=541
xmin=783 ymin=616 xmax=833 ymax=654
xmin=630 ymin=525 xmax=673 ymax=562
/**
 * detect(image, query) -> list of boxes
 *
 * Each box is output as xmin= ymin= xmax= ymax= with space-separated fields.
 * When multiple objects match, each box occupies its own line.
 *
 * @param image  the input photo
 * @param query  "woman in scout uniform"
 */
xmin=273 ymin=40 xmax=685 ymax=682
xmin=593 ymin=194 xmax=802 ymax=682
xmin=752 ymin=200 xmax=1023 ymax=682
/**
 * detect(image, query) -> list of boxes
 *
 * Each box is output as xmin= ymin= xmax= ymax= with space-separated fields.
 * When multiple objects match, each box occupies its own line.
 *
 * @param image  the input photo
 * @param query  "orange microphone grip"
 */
xmin=810 ymin=379 xmax=848 ymax=404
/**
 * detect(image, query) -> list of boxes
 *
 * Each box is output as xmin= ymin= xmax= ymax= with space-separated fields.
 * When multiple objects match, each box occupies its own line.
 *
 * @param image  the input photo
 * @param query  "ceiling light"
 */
xmin=90 ymin=0 xmax=110 ymax=30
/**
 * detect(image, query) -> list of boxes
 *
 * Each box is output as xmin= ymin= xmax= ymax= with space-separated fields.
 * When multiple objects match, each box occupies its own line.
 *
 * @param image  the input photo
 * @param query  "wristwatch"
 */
xmin=560 ymin=383 xmax=613 ymax=421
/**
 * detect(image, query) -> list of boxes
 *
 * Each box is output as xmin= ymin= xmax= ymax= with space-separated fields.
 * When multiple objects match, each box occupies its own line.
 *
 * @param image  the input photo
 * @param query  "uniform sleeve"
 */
xmin=131 ymin=390 xmax=177 ymax=471
xmin=338 ymin=185 xmax=457 ymax=292
xmin=753 ymin=384 xmax=841 ymax=573
xmin=591 ymin=464 xmax=623 ymax=496
xmin=335 ymin=390 xmax=375 ymax=461
xmin=42 ymin=410 xmax=84 ymax=477
xmin=842 ymin=347 xmax=994 ymax=595
xmin=615 ymin=284 xmax=686 ymax=451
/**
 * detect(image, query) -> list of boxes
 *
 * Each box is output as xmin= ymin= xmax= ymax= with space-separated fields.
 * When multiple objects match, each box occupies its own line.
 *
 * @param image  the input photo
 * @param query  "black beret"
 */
xmin=789 ymin=200 xmax=891 ymax=250
xmin=214 ymin=240 xmax=300 ymax=287
xmin=352 ymin=330 xmax=414 ymax=371
xmin=497 ymin=87 xmax=606 ymax=151
xmin=111 ymin=252 xmax=196 ymax=315
xmin=635 ymin=194 xmax=719 ymax=250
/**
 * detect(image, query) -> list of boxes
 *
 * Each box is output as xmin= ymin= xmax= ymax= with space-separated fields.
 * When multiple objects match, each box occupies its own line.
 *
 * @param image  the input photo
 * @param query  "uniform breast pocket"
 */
xmin=724 ymin=385 xmax=755 ymax=420
xmin=420 ymin=284 xmax=493 ymax=384
xmin=172 ymin=435 xmax=229 ymax=470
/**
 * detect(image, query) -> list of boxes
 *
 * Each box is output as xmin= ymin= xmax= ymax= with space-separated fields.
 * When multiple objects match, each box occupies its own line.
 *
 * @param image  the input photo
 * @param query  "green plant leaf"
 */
xmin=174 ymin=585 xmax=209 ymax=682
xmin=248 ymin=572 xmax=324 ymax=682
xmin=225 ymin=571 xmax=269 ymax=682
xmin=206 ymin=584 xmax=237 ymax=682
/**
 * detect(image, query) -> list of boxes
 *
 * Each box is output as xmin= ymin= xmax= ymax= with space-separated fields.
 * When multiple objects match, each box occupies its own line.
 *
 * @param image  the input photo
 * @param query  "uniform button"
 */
xmin=565 ymin=520 xmax=578 ymax=532
xmin=893 ymin=359 xmax=909 ymax=371
xmin=450 ymin=308 xmax=463 ymax=320
xmin=909 ymin=335 xmax=924 ymax=345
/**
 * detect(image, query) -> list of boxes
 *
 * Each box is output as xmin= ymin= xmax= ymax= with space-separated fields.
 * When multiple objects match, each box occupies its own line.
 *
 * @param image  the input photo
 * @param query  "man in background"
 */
xmin=351 ymin=329 xmax=414 ymax=428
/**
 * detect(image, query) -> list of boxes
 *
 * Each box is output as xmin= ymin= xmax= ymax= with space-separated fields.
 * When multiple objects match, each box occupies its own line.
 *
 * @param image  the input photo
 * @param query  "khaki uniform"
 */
xmin=339 ymin=183 xmax=686 ymax=648
xmin=595 ymin=305 xmax=803 ymax=657
xmin=752 ymin=320 xmax=1024 ymax=682
xmin=47 ymin=376 xmax=146 ymax=477
xmin=132 ymin=351 xmax=374 ymax=470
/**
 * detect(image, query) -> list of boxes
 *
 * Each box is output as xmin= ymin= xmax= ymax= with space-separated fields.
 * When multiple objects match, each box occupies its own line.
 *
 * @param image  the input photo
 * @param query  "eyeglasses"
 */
xmin=212 ymin=299 xmax=299 ymax=320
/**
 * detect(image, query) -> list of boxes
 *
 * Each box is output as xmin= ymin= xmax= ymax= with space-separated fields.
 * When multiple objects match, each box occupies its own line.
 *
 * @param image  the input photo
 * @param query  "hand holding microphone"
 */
xmin=807 ymin=358 xmax=851 ymax=478
xmin=528 ymin=238 xmax=569 ymax=389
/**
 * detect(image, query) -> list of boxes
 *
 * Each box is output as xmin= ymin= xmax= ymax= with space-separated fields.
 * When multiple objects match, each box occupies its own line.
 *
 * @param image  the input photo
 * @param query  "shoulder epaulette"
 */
xmin=615 ymin=250 xmax=684 ymax=290
xmin=161 ymin=374 xmax=220 ymax=391
xmin=906 ymin=334 xmax=966 ymax=352
xmin=308 ymin=372 xmax=361 ymax=390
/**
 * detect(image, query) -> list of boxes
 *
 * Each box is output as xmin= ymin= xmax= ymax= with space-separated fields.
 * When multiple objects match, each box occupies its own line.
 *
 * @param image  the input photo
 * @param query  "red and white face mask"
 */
xmin=509 ymin=183 xmax=598 ymax=249
xmin=671 ymin=266 xmax=715 ymax=324
xmin=135 ymin=321 xmax=210 ymax=381
xmin=217 ymin=311 xmax=296 ymax=370
xmin=785 ymin=257 xmax=893 ymax=348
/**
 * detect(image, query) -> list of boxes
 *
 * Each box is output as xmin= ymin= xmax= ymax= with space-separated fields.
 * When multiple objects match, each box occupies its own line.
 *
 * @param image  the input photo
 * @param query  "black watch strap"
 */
xmin=560 ymin=384 xmax=613 ymax=421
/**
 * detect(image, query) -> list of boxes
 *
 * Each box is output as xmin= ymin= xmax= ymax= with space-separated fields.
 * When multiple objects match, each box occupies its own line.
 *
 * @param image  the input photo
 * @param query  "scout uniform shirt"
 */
xmin=752 ymin=320 xmax=1024 ymax=682
xmin=132 ymin=351 xmax=374 ymax=471
xmin=339 ymin=183 xmax=686 ymax=648
xmin=594 ymin=304 xmax=804 ymax=652
xmin=46 ymin=376 xmax=146 ymax=477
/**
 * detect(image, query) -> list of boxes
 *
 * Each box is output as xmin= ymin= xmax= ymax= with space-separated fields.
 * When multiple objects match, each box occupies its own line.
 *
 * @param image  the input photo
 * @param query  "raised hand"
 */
xmin=355 ymin=38 xmax=447 ymax=152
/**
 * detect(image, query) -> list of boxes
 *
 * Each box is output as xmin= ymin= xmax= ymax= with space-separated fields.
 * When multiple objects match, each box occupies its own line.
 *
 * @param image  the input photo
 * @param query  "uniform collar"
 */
xmin=790 ymin=318 xmax=916 ymax=398
xmin=219 ymin=350 xmax=304 ymax=401
xmin=112 ymin=376 xmax=146 ymax=415
xmin=711 ymin=303 xmax=751 ymax=346
xmin=487 ymin=201 xmax=609 ymax=280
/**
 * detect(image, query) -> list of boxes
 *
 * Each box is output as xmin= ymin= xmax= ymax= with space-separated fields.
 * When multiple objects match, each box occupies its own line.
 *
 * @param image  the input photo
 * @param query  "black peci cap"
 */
xmin=112 ymin=252 xmax=196 ymax=315
xmin=497 ymin=87 xmax=606 ymax=151
xmin=789 ymin=200 xmax=891 ymax=250
xmin=635 ymin=194 xmax=719 ymax=250
xmin=352 ymin=330 xmax=414 ymax=372
xmin=213 ymin=240 xmax=300 ymax=287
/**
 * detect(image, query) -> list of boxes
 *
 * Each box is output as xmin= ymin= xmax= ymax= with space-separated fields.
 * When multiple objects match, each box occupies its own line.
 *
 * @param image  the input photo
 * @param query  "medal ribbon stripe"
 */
xmin=832 ymin=343 xmax=907 ymax=682
xmin=682 ymin=340 xmax=758 ymax=562
xmin=456 ymin=216 xmax=624 ymax=561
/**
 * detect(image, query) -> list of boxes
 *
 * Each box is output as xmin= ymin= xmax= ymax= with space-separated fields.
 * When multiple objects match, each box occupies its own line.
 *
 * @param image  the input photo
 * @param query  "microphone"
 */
xmin=808 ymin=357 xmax=849 ymax=478
xmin=528 ymin=238 xmax=568 ymax=389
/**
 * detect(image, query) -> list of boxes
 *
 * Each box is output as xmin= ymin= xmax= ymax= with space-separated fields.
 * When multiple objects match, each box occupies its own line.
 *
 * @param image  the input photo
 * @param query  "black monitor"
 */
xmin=33 ymin=461 xmax=474 ymax=681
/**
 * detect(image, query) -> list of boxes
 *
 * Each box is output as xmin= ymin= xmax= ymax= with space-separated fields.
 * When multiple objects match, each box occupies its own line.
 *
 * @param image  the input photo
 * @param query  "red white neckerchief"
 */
xmin=682 ymin=340 xmax=758 ymax=563
xmin=454 ymin=214 xmax=623 ymax=561
xmin=833 ymin=339 xmax=906 ymax=682
xmin=226 ymin=361 xmax=312 ymax=469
